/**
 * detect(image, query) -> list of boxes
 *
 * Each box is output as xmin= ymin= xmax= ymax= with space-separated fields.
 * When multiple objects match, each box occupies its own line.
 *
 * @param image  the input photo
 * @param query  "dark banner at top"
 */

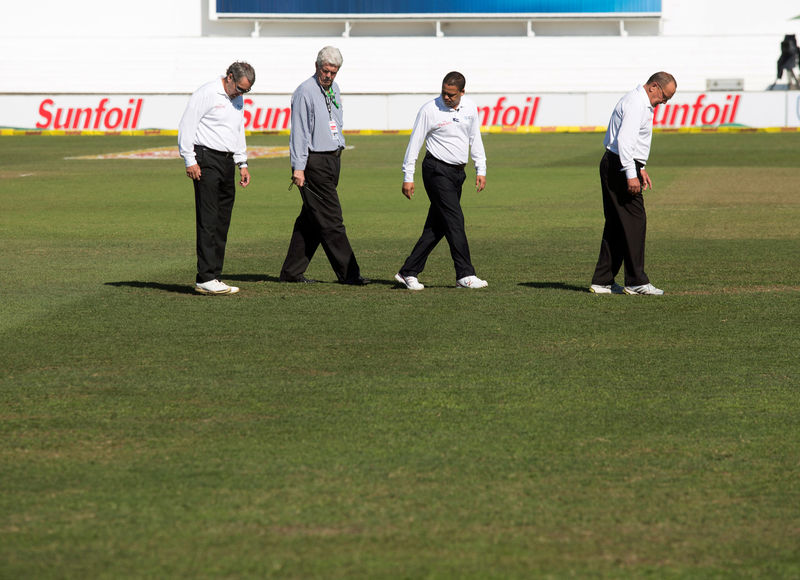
xmin=213 ymin=0 xmax=661 ymax=16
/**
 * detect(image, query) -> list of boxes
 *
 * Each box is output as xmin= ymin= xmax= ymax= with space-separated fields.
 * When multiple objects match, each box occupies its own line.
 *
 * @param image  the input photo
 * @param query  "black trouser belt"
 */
xmin=195 ymin=144 xmax=234 ymax=159
xmin=310 ymin=148 xmax=342 ymax=158
xmin=605 ymin=150 xmax=644 ymax=170
xmin=425 ymin=151 xmax=465 ymax=169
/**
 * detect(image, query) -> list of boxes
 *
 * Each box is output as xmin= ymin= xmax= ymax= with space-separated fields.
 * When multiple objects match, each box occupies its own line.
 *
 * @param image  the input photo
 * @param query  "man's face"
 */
xmin=316 ymin=63 xmax=339 ymax=89
xmin=647 ymin=80 xmax=675 ymax=107
xmin=441 ymin=84 xmax=465 ymax=110
xmin=224 ymin=73 xmax=251 ymax=98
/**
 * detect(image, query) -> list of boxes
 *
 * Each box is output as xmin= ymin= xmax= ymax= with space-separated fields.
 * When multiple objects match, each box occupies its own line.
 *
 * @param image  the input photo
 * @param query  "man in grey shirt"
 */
xmin=279 ymin=46 xmax=368 ymax=285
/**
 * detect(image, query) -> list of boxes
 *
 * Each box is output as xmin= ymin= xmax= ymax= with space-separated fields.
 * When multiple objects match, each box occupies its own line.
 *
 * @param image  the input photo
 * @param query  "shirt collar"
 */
xmin=636 ymin=84 xmax=654 ymax=111
xmin=435 ymin=95 xmax=461 ymax=112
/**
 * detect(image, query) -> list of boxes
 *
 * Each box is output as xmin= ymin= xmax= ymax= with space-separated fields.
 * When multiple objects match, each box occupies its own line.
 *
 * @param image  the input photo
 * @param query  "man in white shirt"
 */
xmin=589 ymin=71 xmax=676 ymax=296
xmin=178 ymin=62 xmax=254 ymax=295
xmin=394 ymin=71 xmax=488 ymax=291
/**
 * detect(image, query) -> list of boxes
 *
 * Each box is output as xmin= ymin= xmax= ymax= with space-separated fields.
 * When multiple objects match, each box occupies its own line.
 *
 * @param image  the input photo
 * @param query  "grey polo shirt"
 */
xmin=289 ymin=75 xmax=345 ymax=171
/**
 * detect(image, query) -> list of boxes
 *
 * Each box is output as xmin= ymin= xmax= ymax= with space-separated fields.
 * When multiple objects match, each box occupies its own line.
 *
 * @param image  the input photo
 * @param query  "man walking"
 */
xmin=589 ymin=71 xmax=676 ymax=296
xmin=279 ymin=46 xmax=368 ymax=285
xmin=394 ymin=71 xmax=488 ymax=291
xmin=178 ymin=61 xmax=255 ymax=295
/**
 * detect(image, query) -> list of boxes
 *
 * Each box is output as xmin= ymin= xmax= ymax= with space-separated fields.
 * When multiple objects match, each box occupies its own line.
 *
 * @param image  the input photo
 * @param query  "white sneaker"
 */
xmin=624 ymin=283 xmax=664 ymax=295
xmin=590 ymin=283 xmax=624 ymax=294
xmin=195 ymin=279 xmax=240 ymax=295
xmin=456 ymin=275 xmax=488 ymax=289
xmin=394 ymin=273 xmax=424 ymax=290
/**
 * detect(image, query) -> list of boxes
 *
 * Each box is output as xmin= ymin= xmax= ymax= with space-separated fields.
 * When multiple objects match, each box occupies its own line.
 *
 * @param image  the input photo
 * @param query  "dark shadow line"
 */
xmin=105 ymin=281 xmax=195 ymax=294
xmin=227 ymin=274 xmax=398 ymax=287
xmin=518 ymin=281 xmax=589 ymax=293
xmin=224 ymin=274 xmax=282 ymax=283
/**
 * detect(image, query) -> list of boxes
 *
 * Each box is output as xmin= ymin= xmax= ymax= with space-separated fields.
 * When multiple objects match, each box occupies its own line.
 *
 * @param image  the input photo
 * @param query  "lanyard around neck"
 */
xmin=319 ymin=84 xmax=338 ymax=119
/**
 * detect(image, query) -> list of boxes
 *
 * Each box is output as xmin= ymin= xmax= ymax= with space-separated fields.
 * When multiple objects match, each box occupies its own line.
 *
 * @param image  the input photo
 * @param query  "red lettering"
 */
xmin=130 ymin=99 xmax=142 ymax=128
xmin=54 ymin=108 xmax=72 ymax=129
xmin=690 ymin=94 xmax=705 ymax=125
xmin=653 ymin=104 xmax=665 ymax=126
xmin=260 ymin=109 xmax=274 ymax=129
xmin=36 ymin=99 xmax=54 ymax=128
xmin=271 ymin=107 xmax=290 ymax=129
xmin=105 ymin=108 xmax=123 ymax=129
xmin=701 ymin=103 xmax=720 ymax=125
xmin=476 ymin=96 xmax=538 ymax=127
xmin=671 ymin=104 xmax=690 ymax=126
xmin=243 ymin=98 xmax=254 ymax=127
xmin=655 ymin=94 xmax=743 ymax=128
xmin=491 ymin=97 xmax=506 ymax=126
xmin=729 ymin=95 xmax=740 ymax=124
xmin=502 ymin=106 xmax=520 ymax=125
xmin=243 ymin=99 xmax=290 ymax=130
xmin=477 ymin=105 xmax=490 ymax=126
xmin=123 ymin=98 xmax=140 ymax=128
xmin=93 ymin=98 xmax=109 ymax=129
xmin=123 ymin=100 xmax=133 ymax=127
xmin=528 ymin=96 xmax=539 ymax=126
xmin=73 ymin=107 xmax=93 ymax=129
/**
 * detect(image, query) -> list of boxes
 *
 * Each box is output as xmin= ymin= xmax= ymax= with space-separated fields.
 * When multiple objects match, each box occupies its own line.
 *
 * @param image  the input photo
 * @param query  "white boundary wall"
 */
xmin=3 ymin=1 xmax=800 ymax=129
xmin=3 ymin=1 xmax=800 ymax=94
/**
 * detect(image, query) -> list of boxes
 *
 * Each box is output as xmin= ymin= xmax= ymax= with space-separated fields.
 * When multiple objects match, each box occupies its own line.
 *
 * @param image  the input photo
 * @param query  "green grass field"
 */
xmin=1 ymin=132 xmax=799 ymax=578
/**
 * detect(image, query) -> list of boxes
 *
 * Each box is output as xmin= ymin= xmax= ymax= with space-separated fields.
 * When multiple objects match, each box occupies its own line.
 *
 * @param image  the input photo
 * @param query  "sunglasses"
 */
xmin=229 ymin=75 xmax=251 ymax=94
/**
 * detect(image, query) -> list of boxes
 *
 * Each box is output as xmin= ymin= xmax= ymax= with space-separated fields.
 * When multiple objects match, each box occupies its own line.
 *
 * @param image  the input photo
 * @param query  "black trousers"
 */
xmin=399 ymin=152 xmax=476 ymax=280
xmin=280 ymin=150 xmax=361 ymax=282
xmin=193 ymin=145 xmax=236 ymax=284
xmin=591 ymin=150 xmax=649 ymax=287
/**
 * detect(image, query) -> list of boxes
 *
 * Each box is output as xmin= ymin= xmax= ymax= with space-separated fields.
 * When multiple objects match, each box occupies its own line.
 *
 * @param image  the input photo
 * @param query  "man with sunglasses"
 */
xmin=178 ymin=61 xmax=255 ymax=295
xmin=279 ymin=46 xmax=369 ymax=285
xmin=589 ymin=71 xmax=676 ymax=296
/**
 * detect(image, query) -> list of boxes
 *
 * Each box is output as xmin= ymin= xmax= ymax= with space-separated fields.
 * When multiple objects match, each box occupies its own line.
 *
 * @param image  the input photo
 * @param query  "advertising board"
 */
xmin=211 ymin=0 xmax=661 ymax=17
xmin=0 ymin=91 xmax=792 ymax=133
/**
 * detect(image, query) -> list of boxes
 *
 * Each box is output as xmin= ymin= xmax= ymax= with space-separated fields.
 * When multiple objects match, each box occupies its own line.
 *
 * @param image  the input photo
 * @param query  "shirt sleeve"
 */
xmin=616 ymin=99 xmax=644 ymax=180
xmin=177 ymin=89 xmax=209 ymax=168
xmin=469 ymin=111 xmax=487 ymax=177
xmin=402 ymin=105 xmax=430 ymax=183
xmin=233 ymin=116 xmax=247 ymax=165
xmin=289 ymin=90 xmax=312 ymax=171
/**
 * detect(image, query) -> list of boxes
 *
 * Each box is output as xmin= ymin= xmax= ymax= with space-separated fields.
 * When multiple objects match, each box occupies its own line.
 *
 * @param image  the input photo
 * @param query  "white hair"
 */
xmin=316 ymin=46 xmax=343 ymax=69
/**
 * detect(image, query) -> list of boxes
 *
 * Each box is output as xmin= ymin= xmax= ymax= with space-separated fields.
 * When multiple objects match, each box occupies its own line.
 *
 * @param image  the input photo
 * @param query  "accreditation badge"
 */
xmin=329 ymin=119 xmax=339 ymax=138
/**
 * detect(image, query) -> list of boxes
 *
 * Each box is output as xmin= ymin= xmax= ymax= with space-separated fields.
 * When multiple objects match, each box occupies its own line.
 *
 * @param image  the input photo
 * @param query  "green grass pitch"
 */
xmin=1 ymin=132 xmax=799 ymax=578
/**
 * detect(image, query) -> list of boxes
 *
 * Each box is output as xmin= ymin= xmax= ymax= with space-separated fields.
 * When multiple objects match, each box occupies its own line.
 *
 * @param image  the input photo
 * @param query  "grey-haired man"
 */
xmin=279 ymin=46 xmax=368 ymax=285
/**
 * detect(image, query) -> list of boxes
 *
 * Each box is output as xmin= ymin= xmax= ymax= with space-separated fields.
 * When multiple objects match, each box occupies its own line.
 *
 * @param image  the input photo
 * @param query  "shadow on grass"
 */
xmin=107 ymin=276 xmax=410 ymax=293
xmin=225 ymin=274 xmax=400 ymax=287
xmin=224 ymin=274 xmax=282 ymax=283
xmin=105 ymin=281 xmax=195 ymax=295
xmin=519 ymin=281 xmax=588 ymax=293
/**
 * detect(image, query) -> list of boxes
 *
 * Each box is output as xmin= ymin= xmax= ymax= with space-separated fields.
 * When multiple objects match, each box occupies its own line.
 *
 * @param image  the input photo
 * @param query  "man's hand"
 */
xmin=476 ymin=175 xmax=486 ymax=192
xmin=186 ymin=164 xmax=201 ymax=181
xmin=402 ymin=182 xmax=415 ymax=199
xmin=640 ymin=168 xmax=652 ymax=191
xmin=292 ymin=169 xmax=305 ymax=188
xmin=239 ymin=167 xmax=250 ymax=188
xmin=627 ymin=177 xmax=642 ymax=195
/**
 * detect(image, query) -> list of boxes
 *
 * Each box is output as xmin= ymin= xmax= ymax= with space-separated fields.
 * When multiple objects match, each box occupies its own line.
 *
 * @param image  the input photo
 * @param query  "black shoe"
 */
xmin=340 ymin=276 xmax=371 ymax=286
xmin=280 ymin=276 xmax=318 ymax=284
